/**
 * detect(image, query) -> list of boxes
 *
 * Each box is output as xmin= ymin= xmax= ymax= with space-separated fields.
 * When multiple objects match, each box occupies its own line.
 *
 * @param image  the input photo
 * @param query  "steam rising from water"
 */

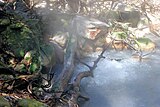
xmin=75 ymin=48 xmax=160 ymax=107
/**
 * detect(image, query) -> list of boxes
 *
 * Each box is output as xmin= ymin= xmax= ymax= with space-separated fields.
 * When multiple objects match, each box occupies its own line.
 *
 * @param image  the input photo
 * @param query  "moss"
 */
xmin=18 ymin=98 xmax=48 ymax=107
xmin=2 ymin=22 xmax=35 ymax=57
xmin=0 ymin=96 xmax=11 ymax=107
xmin=136 ymin=37 xmax=152 ymax=45
xmin=0 ymin=18 xmax=10 ymax=26
xmin=0 ymin=12 xmax=44 ymax=74
xmin=10 ymin=22 xmax=24 ymax=29
xmin=135 ymin=37 xmax=155 ymax=51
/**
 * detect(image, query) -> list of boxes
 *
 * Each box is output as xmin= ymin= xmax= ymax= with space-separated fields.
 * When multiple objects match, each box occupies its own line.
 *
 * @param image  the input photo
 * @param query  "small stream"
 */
xmin=74 ymin=36 xmax=160 ymax=107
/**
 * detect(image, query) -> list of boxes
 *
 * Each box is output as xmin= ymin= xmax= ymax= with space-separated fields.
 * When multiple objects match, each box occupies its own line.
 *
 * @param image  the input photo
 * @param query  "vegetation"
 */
xmin=0 ymin=0 xmax=159 ymax=107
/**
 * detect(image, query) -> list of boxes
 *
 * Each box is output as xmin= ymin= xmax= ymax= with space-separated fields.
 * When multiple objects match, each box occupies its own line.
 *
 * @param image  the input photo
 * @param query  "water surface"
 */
xmin=75 ymin=36 xmax=160 ymax=107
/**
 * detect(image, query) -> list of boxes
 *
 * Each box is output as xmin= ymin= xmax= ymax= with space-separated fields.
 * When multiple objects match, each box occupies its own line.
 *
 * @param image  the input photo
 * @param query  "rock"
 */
xmin=51 ymin=42 xmax=64 ymax=64
xmin=50 ymin=32 xmax=68 ymax=48
xmin=71 ymin=15 xmax=109 ymax=40
xmin=40 ymin=43 xmax=56 ymax=67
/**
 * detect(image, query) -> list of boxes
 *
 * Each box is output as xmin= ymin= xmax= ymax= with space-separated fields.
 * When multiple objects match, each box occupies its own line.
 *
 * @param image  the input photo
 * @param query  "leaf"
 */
xmin=20 ymin=49 xmax=25 ymax=57
xmin=10 ymin=22 xmax=24 ymax=29
xmin=24 ymin=51 xmax=32 ymax=60
xmin=29 ymin=63 xmax=38 ymax=73
xmin=13 ymin=48 xmax=25 ymax=58
xmin=14 ymin=63 xmax=26 ymax=72
xmin=112 ymin=31 xmax=127 ymax=40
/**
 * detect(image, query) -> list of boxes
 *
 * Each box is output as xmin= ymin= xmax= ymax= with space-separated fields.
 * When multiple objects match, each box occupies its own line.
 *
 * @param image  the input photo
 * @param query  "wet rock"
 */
xmin=40 ymin=41 xmax=64 ymax=75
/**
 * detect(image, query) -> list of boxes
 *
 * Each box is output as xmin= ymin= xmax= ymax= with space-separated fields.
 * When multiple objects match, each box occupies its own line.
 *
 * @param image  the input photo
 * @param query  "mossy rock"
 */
xmin=135 ymin=37 xmax=155 ymax=51
xmin=0 ymin=18 xmax=10 ymax=26
xmin=17 ymin=98 xmax=48 ymax=107
xmin=14 ymin=50 xmax=41 ymax=73
xmin=0 ymin=96 xmax=11 ymax=107
xmin=40 ymin=43 xmax=56 ymax=67
xmin=1 ymin=22 xmax=36 ymax=57
xmin=10 ymin=22 xmax=24 ymax=29
xmin=0 ymin=4 xmax=43 ymax=74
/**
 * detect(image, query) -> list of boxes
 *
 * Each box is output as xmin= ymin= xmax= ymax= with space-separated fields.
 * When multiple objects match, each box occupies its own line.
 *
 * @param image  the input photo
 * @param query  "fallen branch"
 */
xmin=68 ymin=43 xmax=109 ymax=107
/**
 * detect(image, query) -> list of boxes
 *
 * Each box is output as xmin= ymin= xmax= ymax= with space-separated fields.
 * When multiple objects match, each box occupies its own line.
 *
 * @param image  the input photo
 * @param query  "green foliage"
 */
xmin=19 ymin=49 xmax=25 ymax=57
xmin=112 ymin=31 xmax=127 ymax=40
xmin=0 ymin=11 xmax=44 ymax=74
xmin=13 ymin=50 xmax=41 ymax=73
xmin=10 ymin=22 xmax=24 ymax=29
xmin=136 ymin=37 xmax=152 ymax=45
xmin=0 ymin=18 xmax=10 ymax=26
xmin=134 ymin=37 xmax=155 ymax=51
xmin=29 ymin=63 xmax=38 ymax=73
xmin=28 ymin=51 xmax=41 ymax=73
xmin=1 ymin=21 xmax=35 ymax=57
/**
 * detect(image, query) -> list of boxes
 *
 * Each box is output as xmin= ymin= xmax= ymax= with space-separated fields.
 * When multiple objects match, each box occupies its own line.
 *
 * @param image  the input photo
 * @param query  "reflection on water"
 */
xmin=75 ymin=37 xmax=160 ymax=107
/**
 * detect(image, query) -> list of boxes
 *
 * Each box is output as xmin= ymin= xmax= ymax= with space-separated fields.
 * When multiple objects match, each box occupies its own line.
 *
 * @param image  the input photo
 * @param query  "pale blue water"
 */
xmin=74 ymin=36 xmax=160 ymax=107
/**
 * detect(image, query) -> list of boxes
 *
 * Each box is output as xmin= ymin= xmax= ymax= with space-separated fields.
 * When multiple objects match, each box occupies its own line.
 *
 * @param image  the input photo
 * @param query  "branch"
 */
xmin=68 ymin=43 xmax=109 ymax=107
